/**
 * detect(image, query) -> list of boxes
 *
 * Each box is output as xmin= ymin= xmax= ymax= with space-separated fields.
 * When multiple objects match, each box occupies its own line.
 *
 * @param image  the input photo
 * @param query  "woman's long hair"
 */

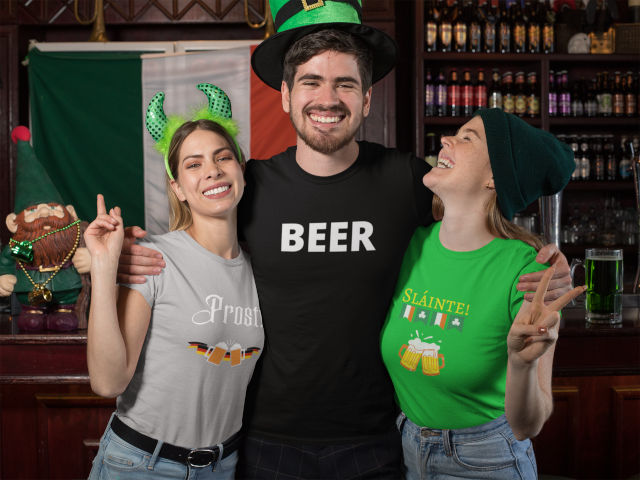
xmin=431 ymin=193 xmax=544 ymax=252
xmin=164 ymin=119 xmax=245 ymax=232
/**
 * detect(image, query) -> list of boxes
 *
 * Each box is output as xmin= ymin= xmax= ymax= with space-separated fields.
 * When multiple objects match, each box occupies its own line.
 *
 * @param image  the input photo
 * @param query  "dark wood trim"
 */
xmin=421 ymin=52 xmax=640 ymax=62
xmin=552 ymin=386 xmax=580 ymax=478
xmin=0 ymin=333 xmax=88 ymax=345
xmin=36 ymin=394 xmax=116 ymax=477
xmin=554 ymin=366 xmax=640 ymax=377
xmin=0 ymin=375 xmax=90 ymax=384
xmin=0 ymin=26 xmax=19 ymax=246
xmin=612 ymin=385 xmax=640 ymax=479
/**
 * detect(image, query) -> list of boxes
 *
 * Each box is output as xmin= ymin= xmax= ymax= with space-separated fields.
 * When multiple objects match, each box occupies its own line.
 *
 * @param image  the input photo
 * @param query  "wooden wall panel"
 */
xmin=36 ymin=394 xmax=115 ymax=479
xmin=612 ymin=386 xmax=640 ymax=479
xmin=0 ymin=26 xmax=18 ymax=246
xmin=355 ymin=19 xmax=395 ymax=148
xmin=0 ymin=0 xmax=18 ymax=24
xmin=531 ymin=386 xmax=580 ymax=478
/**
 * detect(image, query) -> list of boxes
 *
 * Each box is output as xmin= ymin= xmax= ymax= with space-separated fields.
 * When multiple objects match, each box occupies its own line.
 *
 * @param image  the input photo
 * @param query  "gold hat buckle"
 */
xmin=302 ymin=0 xmax=324 ymax=11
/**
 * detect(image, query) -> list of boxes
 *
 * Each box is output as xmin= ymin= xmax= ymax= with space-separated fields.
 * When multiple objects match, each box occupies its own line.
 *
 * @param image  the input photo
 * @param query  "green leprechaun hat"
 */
xmin=251 ymin=0 xmax=398 ymax=90
xmin=11 ymin=126 xmax=66 ymax=213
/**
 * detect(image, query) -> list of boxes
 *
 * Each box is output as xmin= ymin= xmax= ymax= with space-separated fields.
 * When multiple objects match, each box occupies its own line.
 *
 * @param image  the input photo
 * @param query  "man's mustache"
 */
xmin=303 ymin=104 xmax=350 ymax=117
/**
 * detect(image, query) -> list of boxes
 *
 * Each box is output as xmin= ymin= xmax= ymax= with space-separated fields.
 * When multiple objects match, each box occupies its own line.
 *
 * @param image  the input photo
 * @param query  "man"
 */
xmin=117 ymin=2 xmax=572 ymax=477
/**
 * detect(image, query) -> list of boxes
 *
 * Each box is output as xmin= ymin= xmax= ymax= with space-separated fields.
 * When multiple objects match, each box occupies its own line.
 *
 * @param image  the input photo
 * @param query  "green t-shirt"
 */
xmin=380 ymin=222 xmax=548 ymax=429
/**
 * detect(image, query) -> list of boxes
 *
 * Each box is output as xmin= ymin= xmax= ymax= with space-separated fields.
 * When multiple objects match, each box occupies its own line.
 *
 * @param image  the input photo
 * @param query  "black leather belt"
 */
xmin=111 ymin=415 xmax=242 ymax=468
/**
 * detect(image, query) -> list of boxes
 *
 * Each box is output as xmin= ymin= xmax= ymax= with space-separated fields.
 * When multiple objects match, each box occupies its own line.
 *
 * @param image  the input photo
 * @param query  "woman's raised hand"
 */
xmin=508 ymin=266 xmax=586 ymax=366
xmin=83 ymin=194 xmax=125 ymax=262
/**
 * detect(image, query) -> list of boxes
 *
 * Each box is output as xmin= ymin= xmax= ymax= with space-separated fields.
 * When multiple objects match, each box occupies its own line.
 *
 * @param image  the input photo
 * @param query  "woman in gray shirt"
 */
xmin=85 ymin=85 xmax=263 ymax=478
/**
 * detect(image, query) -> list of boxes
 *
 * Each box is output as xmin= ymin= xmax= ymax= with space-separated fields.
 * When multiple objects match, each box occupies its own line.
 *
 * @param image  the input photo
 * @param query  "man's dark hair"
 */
xmin=283 ymin=29 xmax=373 ymax=94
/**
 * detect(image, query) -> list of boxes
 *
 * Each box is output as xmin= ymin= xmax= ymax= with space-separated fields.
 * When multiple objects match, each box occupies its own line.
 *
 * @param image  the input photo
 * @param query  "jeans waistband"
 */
xmin=400 ymin=412 xmax=512 ymax=444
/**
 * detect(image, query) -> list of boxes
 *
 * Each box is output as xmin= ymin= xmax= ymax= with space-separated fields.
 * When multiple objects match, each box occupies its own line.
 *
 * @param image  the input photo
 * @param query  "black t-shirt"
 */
xmin=239 ymin=141 xmax=433 ymax=445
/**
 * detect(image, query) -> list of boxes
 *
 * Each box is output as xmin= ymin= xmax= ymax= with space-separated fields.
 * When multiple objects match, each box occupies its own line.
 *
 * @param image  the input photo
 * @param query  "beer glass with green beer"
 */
xmin=570 ymin=249 xmax=623 ymax=323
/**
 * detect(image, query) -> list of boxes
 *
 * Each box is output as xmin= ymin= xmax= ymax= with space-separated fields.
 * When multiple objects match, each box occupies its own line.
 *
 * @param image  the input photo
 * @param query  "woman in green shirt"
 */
xmin=381 ymin=109 xmax=585 ymax=479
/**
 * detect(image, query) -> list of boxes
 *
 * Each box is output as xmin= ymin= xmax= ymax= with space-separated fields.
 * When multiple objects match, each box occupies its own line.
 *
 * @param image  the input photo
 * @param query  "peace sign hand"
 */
xmin=508 ymin=265 xmax=586 ymax=366
xmin=83 ymin=194 xmax=125 ymax=265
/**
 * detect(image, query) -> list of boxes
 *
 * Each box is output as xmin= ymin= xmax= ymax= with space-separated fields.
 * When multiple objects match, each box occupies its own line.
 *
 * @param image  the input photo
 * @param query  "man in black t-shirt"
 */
xmin=117 ymin=3 xmax=573 ymax=478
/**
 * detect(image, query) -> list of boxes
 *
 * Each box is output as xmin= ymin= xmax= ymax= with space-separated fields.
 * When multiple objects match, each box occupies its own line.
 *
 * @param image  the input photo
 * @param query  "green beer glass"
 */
xmin=570 ymin=249 xmax=623 ymax=323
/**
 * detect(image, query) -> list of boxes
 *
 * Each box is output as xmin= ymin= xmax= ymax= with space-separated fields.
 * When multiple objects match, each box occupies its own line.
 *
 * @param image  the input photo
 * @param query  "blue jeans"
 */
xmin=397 ymin=412 xmax=537 ymax=480
xmin=88 ymin=414 xmax=238 ymax=480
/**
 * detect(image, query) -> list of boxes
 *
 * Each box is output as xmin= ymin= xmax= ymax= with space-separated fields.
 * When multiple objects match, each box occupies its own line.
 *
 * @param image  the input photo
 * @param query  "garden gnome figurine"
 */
xmin=0 ymin=127 xmax=91 ymax=331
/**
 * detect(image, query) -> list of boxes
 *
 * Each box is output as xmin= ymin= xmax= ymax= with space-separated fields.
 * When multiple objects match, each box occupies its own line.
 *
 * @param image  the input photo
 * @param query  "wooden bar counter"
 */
xmin=1 ymin=301 xmax=639 ymax=479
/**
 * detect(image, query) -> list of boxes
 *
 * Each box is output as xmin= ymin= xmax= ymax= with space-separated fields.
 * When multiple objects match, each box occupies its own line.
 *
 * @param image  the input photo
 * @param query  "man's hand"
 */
xmin=0 ymin=275 xmax=17 ymax=296
xmin=72 ymin=247 xmax=92 ymax=274
xmin=116 ymin=226 xmax=165 ymax=284
xmin=517 ymin=244 xmax=572 ymax=304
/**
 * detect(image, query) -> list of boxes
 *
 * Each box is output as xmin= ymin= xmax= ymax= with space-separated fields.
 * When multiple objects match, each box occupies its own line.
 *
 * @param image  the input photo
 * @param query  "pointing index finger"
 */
xmin=532 ymin=265 xmax=556 ymax=306
xmin=97 ymin=194 xmax=107 ymax=215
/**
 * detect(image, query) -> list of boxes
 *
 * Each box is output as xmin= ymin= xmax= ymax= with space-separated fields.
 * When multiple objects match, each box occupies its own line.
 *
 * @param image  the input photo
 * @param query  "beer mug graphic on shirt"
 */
xmin=421 ymin=348 xmax=445 ymax=376
xmin=206 ymin=342 xmax=228 ymax=365
xmin=399 ymin=344 xmax=423 ymax=372
xmin=230 ymin=343 xmax=246 ymax=367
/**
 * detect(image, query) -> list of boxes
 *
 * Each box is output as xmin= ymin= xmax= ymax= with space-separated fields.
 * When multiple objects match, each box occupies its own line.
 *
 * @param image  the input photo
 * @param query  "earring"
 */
xmin=485 ymin=183 xmax=491 ymax=189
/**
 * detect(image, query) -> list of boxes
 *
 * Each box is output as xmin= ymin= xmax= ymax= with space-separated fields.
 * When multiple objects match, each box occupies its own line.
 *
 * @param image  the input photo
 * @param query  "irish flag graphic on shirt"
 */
xmin=400 ymin=306 xmax=432 ymax=325
xmin=434 ymin=312 xmax=447 ymax=329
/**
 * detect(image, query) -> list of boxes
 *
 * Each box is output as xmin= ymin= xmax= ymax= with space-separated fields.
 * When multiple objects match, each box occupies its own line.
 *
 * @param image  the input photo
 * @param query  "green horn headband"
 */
xmin=145 ymin=83 xmax=243 ymax=180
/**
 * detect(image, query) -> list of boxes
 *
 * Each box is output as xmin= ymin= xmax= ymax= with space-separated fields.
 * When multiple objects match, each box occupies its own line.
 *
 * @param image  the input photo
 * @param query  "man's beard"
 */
xmin=12 ymin=209 xmax=77 ymax=267
xmin=290 ymin=104 xmax=361 ymax=155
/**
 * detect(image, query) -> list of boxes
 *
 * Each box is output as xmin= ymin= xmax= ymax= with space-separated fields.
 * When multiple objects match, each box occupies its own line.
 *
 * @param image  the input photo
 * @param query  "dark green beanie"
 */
xmin=14 ymin=135 xmax=66 ymax=213
xmin=473 ymin=108 xmax=575 ymax=220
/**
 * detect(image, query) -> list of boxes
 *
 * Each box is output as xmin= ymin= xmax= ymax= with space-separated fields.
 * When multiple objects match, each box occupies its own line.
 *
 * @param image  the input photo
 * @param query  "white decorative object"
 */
xmin=568 ymin=33 xmax=591 ymax=53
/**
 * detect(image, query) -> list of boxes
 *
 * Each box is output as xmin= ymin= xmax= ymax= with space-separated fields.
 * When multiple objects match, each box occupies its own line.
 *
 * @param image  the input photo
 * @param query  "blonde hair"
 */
xmin=165 ymin=119 xmax=245 ymax=232
xmin=431 ymin=193 xmax=544 ymax=252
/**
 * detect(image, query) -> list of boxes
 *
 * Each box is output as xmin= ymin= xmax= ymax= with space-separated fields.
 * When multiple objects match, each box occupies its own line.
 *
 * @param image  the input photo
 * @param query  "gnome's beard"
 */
xmin=12 ymin=209 xmax=77 ymax=267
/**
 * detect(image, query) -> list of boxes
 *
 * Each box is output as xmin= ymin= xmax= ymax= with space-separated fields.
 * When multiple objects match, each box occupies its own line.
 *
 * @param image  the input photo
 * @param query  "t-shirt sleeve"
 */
xmin=509 ymin=252 xmax=550 ymax=321
xmin=118 ymin=240 xmax=161 ymax=308
xmin=410 ymin=156 xmax=434 ymax=227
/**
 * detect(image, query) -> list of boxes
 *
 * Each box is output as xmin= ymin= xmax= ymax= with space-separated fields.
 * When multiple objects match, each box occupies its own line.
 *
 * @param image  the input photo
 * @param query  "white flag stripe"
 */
xmin=141 ymin=47 xmax=251 ymax=235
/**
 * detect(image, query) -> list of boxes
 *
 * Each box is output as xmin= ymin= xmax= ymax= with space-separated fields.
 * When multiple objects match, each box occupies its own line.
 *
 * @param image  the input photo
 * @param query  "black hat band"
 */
xmin=274 ymin=0 xmax=363 ymax=31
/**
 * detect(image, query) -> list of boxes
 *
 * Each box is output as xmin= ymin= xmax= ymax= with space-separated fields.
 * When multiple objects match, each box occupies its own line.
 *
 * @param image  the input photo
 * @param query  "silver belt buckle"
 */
xmin=187 ymin=448 xmax=216 ymax=467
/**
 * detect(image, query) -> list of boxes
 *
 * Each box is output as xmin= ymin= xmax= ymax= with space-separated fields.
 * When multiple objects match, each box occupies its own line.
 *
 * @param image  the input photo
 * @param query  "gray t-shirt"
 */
xmin=118 ymin=230 xmax=264 ymax=448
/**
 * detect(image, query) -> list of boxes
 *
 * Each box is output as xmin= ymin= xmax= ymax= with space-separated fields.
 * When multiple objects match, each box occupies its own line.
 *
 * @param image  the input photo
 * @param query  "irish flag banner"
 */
xmin=28 ymin=45 xmax=296 ymax=234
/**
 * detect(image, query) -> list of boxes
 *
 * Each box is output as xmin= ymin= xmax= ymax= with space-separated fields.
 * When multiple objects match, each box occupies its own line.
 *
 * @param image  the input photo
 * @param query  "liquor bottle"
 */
xmin=475 ymin=68 xmax=488 ymax=111
xmin=571 ymin=81 xmax=583 ymax=117
xmin=592 ymin=135 xmax=605 ymax=180
xmin=514 ymin=72 xmax=527 ymax=117
xmin=425 ymin=133 xmax=439 ymax=166
xmin=613 ymin=71 xmax=625 ymax=117
xmin=542 ymin=0 xmax=554 ymax=53
xmin=585 ymin=79 xmax=597 ymax=116
xmin=595 ymin=73 xmax=603 ymax=112
xmin=569 ymin=135 xmax=580 ymax=180
xmin=526 ymin=0 xmax=541 ymax=52
xmin=579 ymin=135 xmax=591 ymax=181
xmin=559 ymin=71 xmax=571 ymax=117
xmin=453 ymin=0 xmax=468 ymax=52
xmin=502 ymin=71 xmax=515 ymax=114
xmin=599 ymin=71 xmax=612 ymax=117
xmin=436 ymin=69 xmax=448 ymax=116
xmin=488 ymin=68 xmax=502 ymax=108
xmin=469 ymin=0 xmax=483 ymax=52
xmin=526 ymin=72 xmax=540 ymax=117
xmin=619 ymin=135 xmax=631 ymax=180
xmin=425 ymin=69 xmax=436 ymax=117
xmin=497 ymin=0 xmax=511 ymax=52
xmin=484 ymin=0 xmax=498 ymax=52
xmin=627 ymin=72 xmax=638 ymax=117
xmin=511 ymin=0 xmax=526 ymax=53
xmin=425 ymin=0 xmax=439 ymax=52
xmin=605 ymin=134 xmax=617 ymax=180
xmin=462 ymin=69 xmax=474 ymax=116
xmin=448 ymin=69 xmax=461 ymax=117
xmin=438 ymin=0 xmax=454 ymax=52
xmin=548 ymin=70 xmax=557 ymax=117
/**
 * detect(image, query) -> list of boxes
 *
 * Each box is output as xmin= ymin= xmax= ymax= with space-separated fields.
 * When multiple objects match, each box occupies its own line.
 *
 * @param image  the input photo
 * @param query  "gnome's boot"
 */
xmin=17 ymin=305 xmax=47 ymax=331
xmin=47 ymin=305 xmax=79 ymax=331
